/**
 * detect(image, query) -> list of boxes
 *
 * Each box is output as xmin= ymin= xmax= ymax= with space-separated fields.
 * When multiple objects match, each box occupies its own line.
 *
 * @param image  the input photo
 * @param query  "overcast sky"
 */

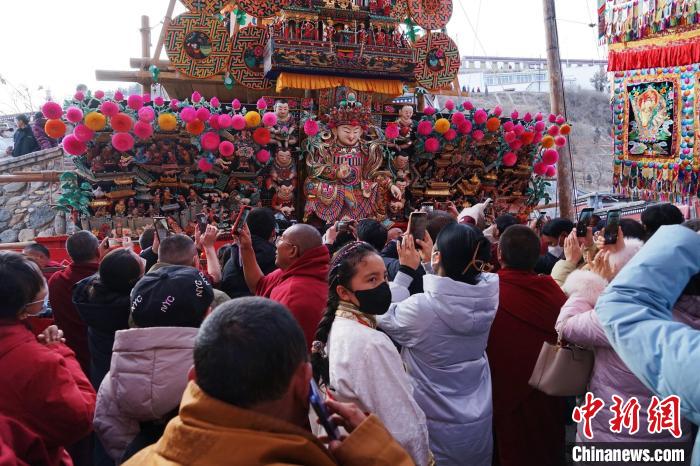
xmin=0 ymin=0 xmax=605 ymax=113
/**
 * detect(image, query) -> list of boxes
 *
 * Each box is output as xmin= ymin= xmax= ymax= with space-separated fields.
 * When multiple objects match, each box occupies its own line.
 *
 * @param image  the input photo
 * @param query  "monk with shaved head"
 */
xmin=237 ymin=223 xmax=329 ymax=349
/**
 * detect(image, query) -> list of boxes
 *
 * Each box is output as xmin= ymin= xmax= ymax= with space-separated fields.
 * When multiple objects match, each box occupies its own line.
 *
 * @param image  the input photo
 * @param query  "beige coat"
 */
xmin=94 ymin=326 xmax=198 ymax=461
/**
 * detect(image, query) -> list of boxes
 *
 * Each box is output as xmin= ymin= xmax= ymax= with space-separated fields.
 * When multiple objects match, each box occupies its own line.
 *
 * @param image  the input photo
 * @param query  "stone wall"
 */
xmin=0 ymin=148 xmax=69 ymax=243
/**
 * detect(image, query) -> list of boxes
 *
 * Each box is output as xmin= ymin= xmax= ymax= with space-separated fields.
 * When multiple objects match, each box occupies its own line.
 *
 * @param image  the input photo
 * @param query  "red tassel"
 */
xmin=608 ymin=38 xmax=700 ymax=71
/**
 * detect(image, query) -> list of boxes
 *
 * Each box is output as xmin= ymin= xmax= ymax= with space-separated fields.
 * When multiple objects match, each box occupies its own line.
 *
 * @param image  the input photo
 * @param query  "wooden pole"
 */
xmin=0 ymin=171 xmax=66 ymax=183
xmin=543 ymin=0 xmax=574 ymax=220
xmin=153 ymin=0 xmax=177 ymax=62
xmin=140 ymin=15 xmax=152 ymax=93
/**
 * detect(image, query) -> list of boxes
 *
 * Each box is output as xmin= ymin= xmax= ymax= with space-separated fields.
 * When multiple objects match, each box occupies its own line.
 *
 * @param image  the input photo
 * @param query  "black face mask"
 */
xmin=353 ymin=282 xmax=392 ymax=315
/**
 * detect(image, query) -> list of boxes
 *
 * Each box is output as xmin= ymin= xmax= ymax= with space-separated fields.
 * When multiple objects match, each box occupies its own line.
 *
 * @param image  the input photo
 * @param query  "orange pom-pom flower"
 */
xmin=486 ymin=117 xmax=501 ymax=133
xmin=45 ymin=119 xmax=67 ymax=139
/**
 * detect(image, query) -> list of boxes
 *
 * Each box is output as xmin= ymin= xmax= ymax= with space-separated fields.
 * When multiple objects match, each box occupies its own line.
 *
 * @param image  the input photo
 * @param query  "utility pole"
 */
xmin=543 ymin=0 xmax=574 ymax=220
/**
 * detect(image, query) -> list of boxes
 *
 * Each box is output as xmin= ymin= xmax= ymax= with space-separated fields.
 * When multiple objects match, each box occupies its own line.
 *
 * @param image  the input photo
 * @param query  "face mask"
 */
xmin=353 ymin=282 xmax=392 ymax=315
xmin=548 ymin=245 xmax=564 ymax=258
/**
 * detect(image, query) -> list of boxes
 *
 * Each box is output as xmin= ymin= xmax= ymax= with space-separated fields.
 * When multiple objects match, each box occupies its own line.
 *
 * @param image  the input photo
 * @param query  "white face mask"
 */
xmin=548 ymin=245 xmax=564 ymax=258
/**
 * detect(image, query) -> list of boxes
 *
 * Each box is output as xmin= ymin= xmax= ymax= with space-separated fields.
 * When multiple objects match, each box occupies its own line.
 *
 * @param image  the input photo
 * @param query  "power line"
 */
xmin=456 ymin=0 xmax=488 ymax=56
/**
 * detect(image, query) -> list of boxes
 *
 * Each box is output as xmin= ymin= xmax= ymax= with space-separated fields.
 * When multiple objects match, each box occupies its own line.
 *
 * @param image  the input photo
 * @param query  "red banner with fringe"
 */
xmin=608 ymin=37 xmax=700 ymax=71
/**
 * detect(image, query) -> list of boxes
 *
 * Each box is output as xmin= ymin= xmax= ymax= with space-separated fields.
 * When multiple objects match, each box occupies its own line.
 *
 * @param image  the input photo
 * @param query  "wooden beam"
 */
xmin=130 ymin=58 xmax=172 ymax=70
xmin=141 ymin=15 xmax=152 ymax=93
xmin=153 ymin=0 xmax=177 ymax=61
xmin=0 ymin=171 xmax=67 ymax=183
xmin=95 ymin=69 xmax=151 ymax=82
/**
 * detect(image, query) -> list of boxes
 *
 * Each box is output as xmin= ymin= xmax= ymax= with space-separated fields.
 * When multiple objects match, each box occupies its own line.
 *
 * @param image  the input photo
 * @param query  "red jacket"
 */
xmin=0 ymin=321 xmax=96 ymax=459
xmin=256 ymin=245 xmax=330 ymax=349
xmin=0 ymin=414 xmax=72 ymax=466
xmin=48 ymin=262 xmax=99 ymax=374
xmin=487 ymin=268 xmax=567 ymax=466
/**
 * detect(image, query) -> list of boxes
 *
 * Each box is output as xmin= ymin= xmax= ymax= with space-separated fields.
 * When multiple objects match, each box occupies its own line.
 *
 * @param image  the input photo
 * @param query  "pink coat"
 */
xmin=558 ymin=268 xmax=700 ymax=443
xmin=94 ymin=326 xmax=197 ymax=461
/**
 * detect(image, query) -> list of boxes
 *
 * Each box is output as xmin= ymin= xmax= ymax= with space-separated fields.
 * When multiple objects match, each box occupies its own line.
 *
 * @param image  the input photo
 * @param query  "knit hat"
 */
xmin=130 ymin=266 xmax=214 ymax=328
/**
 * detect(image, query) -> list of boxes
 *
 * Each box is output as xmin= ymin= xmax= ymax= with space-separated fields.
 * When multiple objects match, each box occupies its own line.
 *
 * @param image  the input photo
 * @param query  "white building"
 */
xmin=458 ymin=56 xmax=607 ymax=93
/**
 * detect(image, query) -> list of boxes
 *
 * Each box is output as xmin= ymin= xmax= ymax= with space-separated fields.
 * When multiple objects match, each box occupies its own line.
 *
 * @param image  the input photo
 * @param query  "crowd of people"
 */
xmin=1 ymin=201 xmax=699 ymax=466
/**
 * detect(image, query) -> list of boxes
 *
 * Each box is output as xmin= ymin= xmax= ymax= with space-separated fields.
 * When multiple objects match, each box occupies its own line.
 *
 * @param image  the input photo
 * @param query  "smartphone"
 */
xmin=196 ymin=213 xmax=208 ymax=236
xmin=604 ymin=209 xmax=621 ymax=245
xmin=309 ymin=379 xmax=340 ymax=441
xmin=577 ymin=208 xmax=594 ymax=237
xmin=408 ymin=211 xmax=428 ymax=244
xmin=153 ymin=217 xmax=170 ymax=242
xmin=232 ymin=206 xmax=252 ymax=235
xmin=337 ymin=221 xmax=350 ymax=233
xmin=420 ymin=202 xmax=434 ymax=213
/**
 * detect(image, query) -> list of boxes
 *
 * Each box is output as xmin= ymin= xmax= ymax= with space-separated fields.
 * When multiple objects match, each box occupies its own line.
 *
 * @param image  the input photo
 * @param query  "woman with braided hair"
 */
xmin=311 ymin=241 xmax=431 ymax=466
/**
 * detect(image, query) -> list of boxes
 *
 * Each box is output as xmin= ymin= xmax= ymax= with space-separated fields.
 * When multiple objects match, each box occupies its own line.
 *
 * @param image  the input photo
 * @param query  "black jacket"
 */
xmin=12 ymin=127 xmax=39 ymax=157
xmin=534 ymin=252 xmax=561 ymax=275
xmin=220 ymin=235 xmax=277 ymax=298
xmin=140 ymin=247 xmax=159 ymax=272
xmin=73 ymin=275 xmax=131 ymax=389
xmin=383 ymin=256 xmax=425 ymax=295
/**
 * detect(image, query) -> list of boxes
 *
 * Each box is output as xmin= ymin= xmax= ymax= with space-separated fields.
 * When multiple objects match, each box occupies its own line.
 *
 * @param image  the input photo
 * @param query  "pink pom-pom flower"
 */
xmin=201 ymin=132 xmax=221 ymax=151
xmin=169 ymin=99 xmax=179 ymax=110
xmin=219 ymin=141 xmax=235 ymax=158
xmin=112 ymin=132 xmax=135 ymax=152
xmin=504 ymin=131 xmax=517 ymax=143
xmin=232 ymin=99 xmax=241 ymax=111
xmin=533 ymin=162 xmax=547 ymax=176
xmin=514 ymin=124 xmax=525 ymax=136
xmin=137 ymin=107 xmax=155 ymax=123
xmin=547 ymin=125 xmax=560 ymax=136
xmin=262 ymin=112 xmax=278 ymax=127
xmin=196 ymin=107 xmax=211 ymax=122
xmin=114 ymin=90 xmax=124 ymax=101
xmin=385 ymin=123 xmax=399 ymax=139
xmin=180 ymin=107 xmax=196 ymax=123
xmin=472 ymin=129 xmax=485 ymax=141
xmin=304 ymin=119 xmax=319 ymax=136
xmin=509 ymin=140 xmax=523 ymax=151
xmin=555 ymin=136 xmax=567 ymax=147
xmin=535 ymin=112 xmax=543 ymax=121
xmin=417 ymin=120 xmax=433 ymax=136
xmin=474 ymin=109 xmax=488 ymax=125
xmin=134 ymin=121 xmax=154 ymax=140
xmin=533 ymin=132 xmax=543 ymax=144
xmin=444 ymin=99 xmax=455 ymax=111
xmin=256 ymin=98 xmax=268 ymax=111
xmin=191 ymin=91 xmax=202 ymax=103
xmin=127 ymin=94 xmax=143 ymax=110
xmin=510 ymin=110 xmax=519 ymax=120
xmin=73 ymin=124 xmax=94 ymax=142
xmin=232 ymin=115 xmax=246 ymax=131
xmin=142 ymin=94 xmax=151 ymax=104
xmin=94 ymin=90 xmax=105 ymax=100
xmin=208 ymin=115 xmax=221 ymax=131
xmin=210 ymin=97 xmax=220 ymax=108
xmin=154 ymin=96 xmax=165 ymax=107
xmin=198 ymin=158 xmax=213 ymax=172
xmin=534 ymin=121 xmax=546 ymax=132
xmin=99 ymin=101 xmax=119 ymax=118
xmin=42 ymin=101 xmax=63 ymax=120
xmin=74 ymin=91 xmax=85 ymax=102
xmin=218 ymin=114 xmax=232 ymax=129
xmin=66 ymin=107 xmax=84 ymax=124
xmin=502 ymin=152 xmax=517 ymax=167
xmin=444 ymin=129 xmax=457 ymax=141
xmin=541 ymin=148 xmax=559 ymax=165
xmin=458 ymin=120 xmax=472 ymax=135
xmin=556 ymin=115 xmax=566 ymax=125
xmin=493 ymin=105 xmax=503 ymax=117
xmin=62 ymin=134 xmax=87 ymax=156
xmin=423 ymin=106 xmax=436 ymax=116
xmin=523 ymin=112 xmax=533 ymax=123
xmin=503 ymin=121 xmax=514 ymax=132
xmin=256 ymin=149 xmax=271 ymax=163
xmin=462 ymin=101 xmax=474 ymax=111
xmin=424 ymin=137 xmax=440 ymax=153
xmin=548 ymin=113 xmax=557 ymax=123
xmin=451 ymin=112 xmax=466 ymax=125
xmin=545 ymin=165 xmax=557 ymax=177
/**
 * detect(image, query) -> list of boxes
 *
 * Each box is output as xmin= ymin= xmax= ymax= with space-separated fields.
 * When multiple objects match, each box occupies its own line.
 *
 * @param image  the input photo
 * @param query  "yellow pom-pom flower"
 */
xmin=434 ymin=118 xmax=451 ymax=135
xmin=84 ymin=112 xmax=107 ymax=132
xmin=158 ymin=113 xmax=178 ymax=131
xmin=245 ymin=111 xmax=261 ymax=128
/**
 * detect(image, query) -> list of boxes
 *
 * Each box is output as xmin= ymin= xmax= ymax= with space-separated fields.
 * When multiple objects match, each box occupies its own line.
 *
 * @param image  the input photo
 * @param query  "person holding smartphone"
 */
xmin=124 ymin=298 xmax=414 ymax=465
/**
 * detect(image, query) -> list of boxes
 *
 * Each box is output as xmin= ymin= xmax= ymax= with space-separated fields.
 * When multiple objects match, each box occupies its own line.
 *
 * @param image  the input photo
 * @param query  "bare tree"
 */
xmin=590 ymin=67 xmax=609 ymax=93
xmin=0 ymin=74 xmax=43 ymax=115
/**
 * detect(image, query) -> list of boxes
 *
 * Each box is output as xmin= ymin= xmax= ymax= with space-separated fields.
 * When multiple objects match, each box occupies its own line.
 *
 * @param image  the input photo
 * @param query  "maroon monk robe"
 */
xmin=487 ymin=268 xmax=568 ymax=466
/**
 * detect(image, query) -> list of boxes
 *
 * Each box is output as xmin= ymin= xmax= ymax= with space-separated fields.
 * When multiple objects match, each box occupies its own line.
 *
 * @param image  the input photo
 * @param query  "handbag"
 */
xmin=528 ymin=337 xmax=594 ymax=397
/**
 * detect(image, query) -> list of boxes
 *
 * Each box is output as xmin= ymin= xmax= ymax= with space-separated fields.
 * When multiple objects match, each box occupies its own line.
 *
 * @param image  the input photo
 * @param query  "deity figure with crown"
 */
xmin=304 ymin=94 xmax=397 ymax=223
